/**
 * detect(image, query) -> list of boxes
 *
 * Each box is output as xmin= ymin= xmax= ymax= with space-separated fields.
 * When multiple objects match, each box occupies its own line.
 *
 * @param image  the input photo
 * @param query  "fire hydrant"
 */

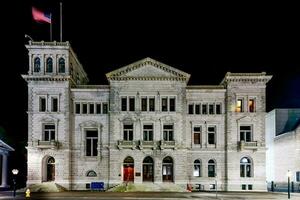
xmin=25 ymin=188 xmax=30 ymax=198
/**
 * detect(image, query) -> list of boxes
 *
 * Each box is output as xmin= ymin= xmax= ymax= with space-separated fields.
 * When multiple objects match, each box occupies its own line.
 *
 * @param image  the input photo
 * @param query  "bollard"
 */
xmin=25 ymin=188 xmax=31 ymax=198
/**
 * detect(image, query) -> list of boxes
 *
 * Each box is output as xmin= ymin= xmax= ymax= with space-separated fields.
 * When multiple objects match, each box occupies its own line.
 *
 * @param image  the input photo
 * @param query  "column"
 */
xmin=1 ymin=154 xmax=8 ymax=187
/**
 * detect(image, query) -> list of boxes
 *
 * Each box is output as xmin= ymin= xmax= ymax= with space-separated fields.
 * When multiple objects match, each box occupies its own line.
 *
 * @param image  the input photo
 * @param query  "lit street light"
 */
xmin=287 ymin=170 xmax=292 ymax=199
xmin=12 ymin=169 xmax=19 ymax=198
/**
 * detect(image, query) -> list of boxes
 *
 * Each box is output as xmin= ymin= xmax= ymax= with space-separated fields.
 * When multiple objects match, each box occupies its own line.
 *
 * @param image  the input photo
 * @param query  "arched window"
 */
xmin=162 ymin=156 xmax=173 ymax=182
xmin=46 ymin=157 xmax=55 ymax=181
xmin=46 ymin=57 xmax=53 ymax=73
xmin=208 ymin=159 xmax=216 ymax=177
xmin=240 ymin=157 xmax=252 ymax=177
xmin=34 ymin=57 xmax=40 ymax=72
xmin=86 ymin=170 xmax=97 ymax=177
xmin=143 ymin=156 xmax=154 ymax=182
xmin=193 ymin=159 xmax=201 ymax=177
xmin=58 ymin=57 xmax=65 ymax=73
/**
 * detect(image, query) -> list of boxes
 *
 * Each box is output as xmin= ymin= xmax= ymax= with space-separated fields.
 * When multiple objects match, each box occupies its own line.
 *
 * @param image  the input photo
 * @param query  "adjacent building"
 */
xmin=0 ymin=138 xmax=14 ymax=189
xmin=266 ymin=109 xmax=300 ymax=189
xmin=22 ymin=41 xmax=272 ymax=191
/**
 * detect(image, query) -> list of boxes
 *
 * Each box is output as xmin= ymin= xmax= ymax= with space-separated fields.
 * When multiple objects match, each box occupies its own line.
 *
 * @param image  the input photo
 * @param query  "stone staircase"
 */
xmin=107 ymin=182 xmax=187 ymax=192
xmin=26 ymin=182 xmax=66 ymax=192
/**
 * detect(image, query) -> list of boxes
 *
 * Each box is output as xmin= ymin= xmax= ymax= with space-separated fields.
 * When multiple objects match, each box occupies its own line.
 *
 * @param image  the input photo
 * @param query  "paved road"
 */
xmin=1 ymin=191 xmax=300 ymax=200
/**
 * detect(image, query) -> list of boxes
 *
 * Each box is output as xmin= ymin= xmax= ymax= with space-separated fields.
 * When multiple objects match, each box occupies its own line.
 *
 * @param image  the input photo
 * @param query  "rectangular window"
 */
xmin=149 ymin=98 xmax=155 ymax=111
xmin=208 ymin=165 xmax=215 ymax=177
xmin=123 ymin=124 xmax=133 ymax=141
xmin=86 ymin=130 xmax=98 ymax=156
xmin=169 ymin=98 xmax=175 ymax=112
xmin=248 ymin=185 xmax=253 ymax=190
xmin=209 ymin=104 xmax=214 ymax=114
xmin=96 ymin=103 xmax=101 ymax=114
xmin=102 ymin=103 xmax=108 ymax=114
xmin=162 ymin=98 xmax=168 ymax=112
xmin=141 ymin=98 xmax=147 ymax=111
xmin=194 ymin=126 xmax=201 ymax=145
xmin=129 ymin=97 xmax=135 ymax=111
xmin=188 ymin=104 xmax=194 ymax=114
xmin=242 ymin=184 xmax=246 ymax=190
xmin=202 ymin=104 xmax=207 ymax=114
xmin=143 ymin=124 xmax=153 ymax=141
xmin=82 ymin=103 xmax=88 ymax=114
xmin=75 ymin=103 xmax=80 ymax=114
xmin=51 ymin=97 xmax=58 ymax=112
xmin=296 ymin=172 xmax=300 ymax=182
xmin=240 ymin=126 xmax=252 ymax=142
xmin=195 ymin=104 xmax=201 ymax=114
xmin=236 ymin=99 xmax=244 ymax=112
xmin=44 ymin=124 xmax=55 ymax=141
xmin=121 ymin=97 xmax=127 ymax=111
xmin=208 ymin=126 xmax=216 ymax=145
xmin=89 ymin=103 xmax=94 ymax=114
xmin=216 ymin=104 xmax=221 ymax=114
xmin=249 ymin=99 xmax=255 ymax=112
xmin=163 ymin=124 xmax=174 ymax=141
xmin=39 ymin=97 xmax=46 ymax=112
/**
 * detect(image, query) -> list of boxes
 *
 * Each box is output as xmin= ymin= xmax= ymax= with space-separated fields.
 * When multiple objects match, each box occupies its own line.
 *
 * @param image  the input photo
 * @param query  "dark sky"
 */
xmin=1 ymin=1 xmax=300 ymax=186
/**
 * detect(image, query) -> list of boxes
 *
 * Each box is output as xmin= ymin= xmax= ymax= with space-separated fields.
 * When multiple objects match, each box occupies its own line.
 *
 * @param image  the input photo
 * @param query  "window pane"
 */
xmin=216 ymin=104 xmax=221 ymax=114
xmin=96 ymin=103 xmax=101 ymax=114
xmin=193 ymin=165 xmax=200 ymax=177
xmin=188 ymin=104 xmax=194 ymax=114
xmin=240 ymin=165 xmax=245 ymax=177
xmin=195 ymin=104 xmax=200 ymax=114
xmin=129 ymin=98 xmax=135 ymax=111
xmin=103 ymin=103 xmax=108 ymax=114
xmin=50 ymin=130 xmax=55 ymax=140
xmin=249 ymin=99 xmax=255 ymax=112
xmin=149 ymin=98 xmax=155 ymax=111
xmin=75 ymin=103 xmax=80 ymax=114
xmin=52 ymin=98 xmax=58 ymax=112
xmin=58 ymin=58 xmax=65 ymax=73
xmin=141 ymin=98 xmax=147 ymax=111
xmin=121 ymin=98 xmax=127 ymax=111
xmin=246 ymin=132 xmax=251 ymax=142
xmin=208 ymin=165 xmax=215 ymax=177
xmin=236 ymin=99 xmax=243 ymax=112
xmin=162 ymin=98 xmax=168 ymax=111
xmin=46 ymin=58 xmax=53 ymax=73
xmin=34 ymin=57 xmax=40 ymax=72
xmin=40 ymin=97 xmax=46 ymax=112
xmin=86 ymin=139 xmax=91 ymax=156
xmin=129 ymin=130 xmax=133 ymax=141
xmin=246 ymin=165 xmax=251 ymax=177
xmin=169 ymin=98 xmax=175 ymax=111
xmin=209 ymin=104 xmax=214 ymax=114
xmin=194 ymin=133 xmax=200 ymax=144
xmin=202 ymin=104 xmax=207 ymax=114
xmin=92 ymin=139 xmax=98 ymax=156
xmin=82 ymin=103 xmax=87 ymax=114
xmin=86 ymin=131 xmax=98 ymax=137
xmin=208 ymin=133 xmax=215 ymax=144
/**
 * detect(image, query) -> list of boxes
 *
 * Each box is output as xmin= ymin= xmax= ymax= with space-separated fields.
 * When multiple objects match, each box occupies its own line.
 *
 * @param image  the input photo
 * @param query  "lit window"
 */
xmin=249 ymin=99 xmax=255 ymax=112
xmin=236 ymin=99 xmax=243 ymax=112
xmin=193 ymin=126 xmax=201 ymax=145
xmin=123 ymin=124 xmax=133 ymax=141
xmin=240 ymin=126 xmax=252 ymax=142
xmin=58 ymin=58 xmax=65 ymax=73
xmin=34 ymin=57 xmax=41 ymax=72
xmin=208 ymin=159 xmax=216 ymax=177
xmin=240 ymin=157 xmax=252 ymax=177
xmin=163 ymin=124 xmax=174 ymax=141
xmin=193 ymin=160 xmax=201 ymax=177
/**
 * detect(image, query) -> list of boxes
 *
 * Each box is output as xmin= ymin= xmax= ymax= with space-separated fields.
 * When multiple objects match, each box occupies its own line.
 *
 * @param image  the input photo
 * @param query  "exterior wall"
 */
xmin=23 ymin=44 xmax=271 ymax=191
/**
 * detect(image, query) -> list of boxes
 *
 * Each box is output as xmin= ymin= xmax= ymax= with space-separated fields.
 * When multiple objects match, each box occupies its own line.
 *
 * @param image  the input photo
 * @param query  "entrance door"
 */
xmin=46 ymin=157 xmax=55 ymax=181
xmin=123 ymin=156 xmax=134 ymax=182
xmin=162 ymin=156 xmax=173 ymax=182
xmin=143 ymin=156 xmax=154 ymax=182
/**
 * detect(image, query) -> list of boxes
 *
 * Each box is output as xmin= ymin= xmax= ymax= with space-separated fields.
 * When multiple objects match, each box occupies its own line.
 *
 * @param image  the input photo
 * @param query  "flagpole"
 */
xmin=60 ymin=2 xmax=63 ymax=42
xmin=50 ymin=13 xmax=52 ymax=41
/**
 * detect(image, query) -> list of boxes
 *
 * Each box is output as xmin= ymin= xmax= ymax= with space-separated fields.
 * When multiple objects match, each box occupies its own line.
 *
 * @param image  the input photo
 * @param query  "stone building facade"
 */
xmin=22 ymin=41 xmax=272 ymax=191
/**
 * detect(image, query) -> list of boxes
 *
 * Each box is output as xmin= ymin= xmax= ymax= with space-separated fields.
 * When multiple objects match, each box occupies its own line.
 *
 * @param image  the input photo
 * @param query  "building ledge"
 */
xmin=37 ymin=140 xmax=58 ymax=149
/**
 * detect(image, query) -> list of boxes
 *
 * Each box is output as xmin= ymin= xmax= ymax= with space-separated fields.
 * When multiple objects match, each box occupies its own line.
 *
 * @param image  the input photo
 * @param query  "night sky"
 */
xmin=1 ymin=1 xmax=300 ymax=187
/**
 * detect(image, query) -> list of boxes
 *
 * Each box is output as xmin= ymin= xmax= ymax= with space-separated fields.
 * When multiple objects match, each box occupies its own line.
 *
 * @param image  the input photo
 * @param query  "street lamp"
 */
xmin=287 ymin=170 xmax=292 ymax=199
xmin=12 ymin=169 xmax=19 ymax=198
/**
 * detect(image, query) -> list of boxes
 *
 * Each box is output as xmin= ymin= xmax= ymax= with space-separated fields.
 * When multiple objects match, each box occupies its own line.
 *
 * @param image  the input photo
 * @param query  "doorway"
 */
xmin=123 ymin=156 xmax=134 ymax=182
xmin=162 ymin=156 xmax=173 ymax=182
xmin=143 ymin=156 xmax=154 ymax=182
xmin=46 ymin=157 xmax=55 ymax=181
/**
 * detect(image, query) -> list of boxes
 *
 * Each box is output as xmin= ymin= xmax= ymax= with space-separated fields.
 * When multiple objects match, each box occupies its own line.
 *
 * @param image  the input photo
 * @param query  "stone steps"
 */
xmin=107 ymin=183 xmax=187 ymax=192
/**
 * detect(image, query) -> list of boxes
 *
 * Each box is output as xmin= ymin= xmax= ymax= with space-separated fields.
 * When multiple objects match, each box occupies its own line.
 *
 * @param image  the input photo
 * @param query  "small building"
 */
xmin=266 ymin=109 xmax=300 ymax=190
xmin=0 ymin=139 xmax=14 ymax=189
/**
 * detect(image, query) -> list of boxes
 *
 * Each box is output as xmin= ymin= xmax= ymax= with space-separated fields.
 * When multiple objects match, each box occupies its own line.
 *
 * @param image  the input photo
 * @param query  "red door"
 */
xmin=123 ymin=165 xmax=134 ymax=182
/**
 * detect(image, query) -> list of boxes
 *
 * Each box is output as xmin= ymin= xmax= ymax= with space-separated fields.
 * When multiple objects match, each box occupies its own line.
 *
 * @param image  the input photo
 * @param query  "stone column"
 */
xmin=1 ymin=154 xmax=8 ymax=188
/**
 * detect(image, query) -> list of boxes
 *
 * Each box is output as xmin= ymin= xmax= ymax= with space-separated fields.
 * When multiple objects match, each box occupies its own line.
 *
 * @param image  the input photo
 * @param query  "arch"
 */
xmin=42 ymin=156 xmax=55 ymax=182
xmin=143 ymin=156 xmax=154 ymax=182
xmin=123 ymin=156 xmax=134 ymax=182
xmin=193 ymin=159 xmax=201 ymax=177
xmin=162 ymin=156 xmax=173 ymax=182
xmin=240 ymin=157 xmax=253 ymax=177
xmin=46 ymin=57 xmax=53 ymax=73
xmin=58 ymin=57 xmax=65 ymax=73
xmin=208 ymin=159 xmax=216 ymax=177
xmin=86 ymin=170 xmax=97 ymax=177
xmin=34 ymin=57 xmax=40 ymax=72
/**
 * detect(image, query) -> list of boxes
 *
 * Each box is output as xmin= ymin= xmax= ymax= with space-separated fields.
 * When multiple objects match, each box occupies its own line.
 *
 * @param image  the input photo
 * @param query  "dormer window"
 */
xmin=58 ymin=57 xmax=65 ymax=73
xmin=46 ymin=57 xmax=53 ymax=73
xmin=34 ymin=57 xmax=40 ymax=73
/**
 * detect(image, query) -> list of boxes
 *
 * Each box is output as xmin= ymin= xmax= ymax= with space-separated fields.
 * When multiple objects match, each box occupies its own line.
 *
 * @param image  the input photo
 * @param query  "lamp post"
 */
xmin=287 ymin=170 xmax=292 ymax=199
xmin=12 ymin=169 xmax=19 ymax=198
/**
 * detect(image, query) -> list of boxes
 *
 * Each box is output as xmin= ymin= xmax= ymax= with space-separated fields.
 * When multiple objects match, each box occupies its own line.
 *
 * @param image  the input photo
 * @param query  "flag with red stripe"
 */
xmin=32 ymin=7 xmax=51 ymax=23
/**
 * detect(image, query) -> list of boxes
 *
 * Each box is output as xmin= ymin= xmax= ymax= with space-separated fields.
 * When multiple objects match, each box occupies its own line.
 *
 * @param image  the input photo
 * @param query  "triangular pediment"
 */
xmin=106 ymin=57 xmax=190 ymax=82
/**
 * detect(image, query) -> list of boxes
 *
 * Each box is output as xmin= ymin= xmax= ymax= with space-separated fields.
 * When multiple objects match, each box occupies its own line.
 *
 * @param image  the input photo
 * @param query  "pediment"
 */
xmin=106 ymin=57 xmax=190 ymax=82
